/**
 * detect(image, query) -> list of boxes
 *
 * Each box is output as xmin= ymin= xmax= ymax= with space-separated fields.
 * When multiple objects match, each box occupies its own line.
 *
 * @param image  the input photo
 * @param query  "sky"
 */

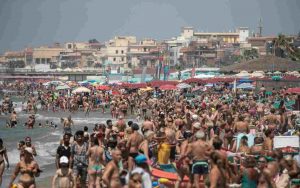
xmin=0 ymin=0 xmax=300 ymax=54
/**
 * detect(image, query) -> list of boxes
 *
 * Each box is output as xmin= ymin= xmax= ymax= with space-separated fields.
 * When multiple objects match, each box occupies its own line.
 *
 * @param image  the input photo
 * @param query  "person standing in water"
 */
xmin=63 ymin=116 xmax=74 ymax=135
xmin=8 ymin=147 xmax=39 ymax=188
xmin=0 ymin=138 xmax=9 ymax=187
xmin=10 ymin=111 xmax=17 ymax=127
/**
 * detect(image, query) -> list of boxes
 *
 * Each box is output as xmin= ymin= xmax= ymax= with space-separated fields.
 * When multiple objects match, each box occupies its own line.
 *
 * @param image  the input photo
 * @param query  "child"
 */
xmin=52 ymin=156 xmax=75 ymax=188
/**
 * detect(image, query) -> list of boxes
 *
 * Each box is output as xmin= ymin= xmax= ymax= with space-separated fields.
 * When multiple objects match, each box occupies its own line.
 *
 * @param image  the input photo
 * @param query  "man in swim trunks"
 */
xmin=182 ymin=131 xmax=212 ymax=188
xmin=87 ymin=136 xmax=105 ymax=188
xmin=126 ymin=123 xmax=143 ymax=171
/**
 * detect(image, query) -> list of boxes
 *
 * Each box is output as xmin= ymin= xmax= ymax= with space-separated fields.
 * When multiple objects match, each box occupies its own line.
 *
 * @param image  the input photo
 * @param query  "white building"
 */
xmin=238 ymin=27 xmax=250 ymax=43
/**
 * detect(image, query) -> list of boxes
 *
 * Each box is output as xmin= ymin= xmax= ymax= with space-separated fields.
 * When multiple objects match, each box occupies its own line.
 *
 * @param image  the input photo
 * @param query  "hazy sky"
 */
xmin=0 ymin=0 xmax=300 ymax=53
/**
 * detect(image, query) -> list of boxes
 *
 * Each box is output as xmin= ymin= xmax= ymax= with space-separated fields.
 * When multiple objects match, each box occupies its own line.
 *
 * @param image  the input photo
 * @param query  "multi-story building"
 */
xmin=127 ymin=38 xmax=158 ymax=68
xmin=105 ymin=36 xmax=136 ymax=72
xmin=33 ymin=46 xmax=65 ymax=65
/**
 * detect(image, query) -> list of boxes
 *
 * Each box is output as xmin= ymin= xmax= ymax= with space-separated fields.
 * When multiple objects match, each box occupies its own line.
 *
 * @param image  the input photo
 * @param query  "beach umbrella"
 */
xmin=176 ymin=83 xmax=192 ymax=89
xmin=272 ymin=76 xmax=282 ymax=81
xmin=159 ymin=84 xmax=177 ymax=91
xmin=96 ymin=85 xmax=111 ymax=91
xmin=237 ymin=83 xmax=254 ymax=89
xmin=286 ymin=87 xmax=300 ymax=94
xmin=238 ymin=78 xmax=253 ymax=83
xmin=72 ymin=87 xmax=91 ymax=94
xmin=56 ymin=85 xmax=70 ymax=90
xmin=204 ymin=83 xmax=214 ymax=87
xmin=236 ymin=71 xmax=250 ymax=77
xmin=139 ymin=87 xmax=154 ymax=92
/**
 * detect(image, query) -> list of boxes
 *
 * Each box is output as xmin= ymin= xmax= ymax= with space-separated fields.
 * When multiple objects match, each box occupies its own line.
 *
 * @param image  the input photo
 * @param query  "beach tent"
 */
xmin=72 ymin=87 xmax=91 ymax=94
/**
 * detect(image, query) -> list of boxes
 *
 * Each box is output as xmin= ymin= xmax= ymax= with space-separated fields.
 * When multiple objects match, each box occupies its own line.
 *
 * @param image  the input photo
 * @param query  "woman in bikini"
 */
xmin=9 ymin=147 xmax=39 ymax=188
xmin=0 ymin=138 xmax=9 ymax=187
xmin=87 ymin=135 xmax=105 ymax=188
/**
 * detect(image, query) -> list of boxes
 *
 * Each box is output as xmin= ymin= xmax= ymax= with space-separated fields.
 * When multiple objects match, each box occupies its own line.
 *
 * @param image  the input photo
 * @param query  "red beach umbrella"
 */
xmin=159 ymin=84 xmax=177 ymax=91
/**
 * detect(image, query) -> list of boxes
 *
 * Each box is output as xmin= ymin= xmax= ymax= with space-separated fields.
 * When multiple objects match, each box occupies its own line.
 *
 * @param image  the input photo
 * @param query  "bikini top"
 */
xmin=19 ymin=162 xmax=35 ymax=175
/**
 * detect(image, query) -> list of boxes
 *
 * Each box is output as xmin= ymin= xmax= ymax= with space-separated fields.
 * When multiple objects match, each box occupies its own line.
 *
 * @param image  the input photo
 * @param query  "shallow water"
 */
xmin=1 ymin=109 xmax=136 ymax=187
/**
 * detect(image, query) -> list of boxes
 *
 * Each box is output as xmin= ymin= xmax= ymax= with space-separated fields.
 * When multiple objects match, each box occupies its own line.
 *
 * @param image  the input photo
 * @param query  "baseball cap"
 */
xmin=135 ymin=154 xmax=147 ymax=164
xmin=60 ymin=156 xmax=69 ymax=164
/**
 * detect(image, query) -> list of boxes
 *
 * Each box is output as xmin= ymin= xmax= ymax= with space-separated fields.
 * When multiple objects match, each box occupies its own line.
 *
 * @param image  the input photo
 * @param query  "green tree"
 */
xmin=243 ymin=48 xmax=258 ymax=60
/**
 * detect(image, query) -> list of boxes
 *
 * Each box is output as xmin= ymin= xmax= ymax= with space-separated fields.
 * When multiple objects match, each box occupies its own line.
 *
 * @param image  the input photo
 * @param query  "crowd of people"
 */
xmin=1 ymin=80 xmax=300 ymax=187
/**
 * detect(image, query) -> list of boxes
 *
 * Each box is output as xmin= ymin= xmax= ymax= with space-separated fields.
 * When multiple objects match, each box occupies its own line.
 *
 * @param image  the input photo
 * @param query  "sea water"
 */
xmin=0 ymin=107 xmax=135 ymax=187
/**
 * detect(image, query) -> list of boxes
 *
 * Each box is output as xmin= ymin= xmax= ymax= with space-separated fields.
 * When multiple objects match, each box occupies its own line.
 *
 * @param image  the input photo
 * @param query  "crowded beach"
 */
xmin=1 ymin=76 xmax=300 ymax=188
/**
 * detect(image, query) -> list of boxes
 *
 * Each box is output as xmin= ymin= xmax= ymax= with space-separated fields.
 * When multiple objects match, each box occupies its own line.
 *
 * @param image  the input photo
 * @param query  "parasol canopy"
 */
xmin=139 ymin=87 xmax=154 ymax=92
xmin=96 ymin=85 xmax=111 ymax=91
xmin=159 ymin=84 xmax=177 ymax=90
xmin=286 ymin=87 xmax=300 ymax=94
xmin=236 ymin=83 xmax=254 ymax=89
xmin=56 ymin=85 xmax=70 ymax=90
xmin=176 ymin=83 xmax=192 ymax=89
xmin=72 ymin=87 xmax=91 ymax=94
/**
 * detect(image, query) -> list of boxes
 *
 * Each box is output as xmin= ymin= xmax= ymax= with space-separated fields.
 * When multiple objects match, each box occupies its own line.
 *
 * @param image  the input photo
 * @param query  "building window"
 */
xmin=116 ymin=50 xmax=118 ymax=54
xmin=144 ymin=48 xmax=147 ymax=52
xmin=121 ymin=50 xmax=124 ymax=54
xmin=68 ymin=44 xmax=72 ymax=49
xmin=121 ymin=57 xmax=124 ymax=61
xmin=113 ymin=58 xmax=116 ymax=61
